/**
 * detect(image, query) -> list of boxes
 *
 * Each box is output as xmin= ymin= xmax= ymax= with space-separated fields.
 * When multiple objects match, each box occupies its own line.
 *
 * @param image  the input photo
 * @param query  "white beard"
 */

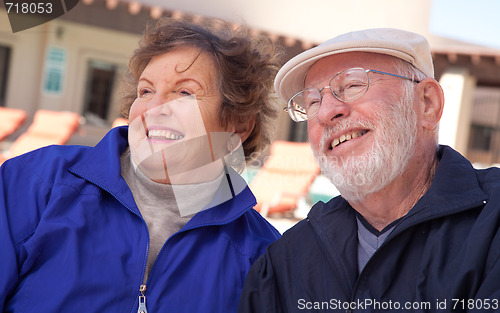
xmin=313 ymin=95 xmax=418 ymax=203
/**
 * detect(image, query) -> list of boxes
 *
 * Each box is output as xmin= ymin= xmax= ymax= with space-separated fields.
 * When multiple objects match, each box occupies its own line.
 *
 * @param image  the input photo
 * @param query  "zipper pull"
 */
xmin=137 ymin=284 xmax=148 ymax=313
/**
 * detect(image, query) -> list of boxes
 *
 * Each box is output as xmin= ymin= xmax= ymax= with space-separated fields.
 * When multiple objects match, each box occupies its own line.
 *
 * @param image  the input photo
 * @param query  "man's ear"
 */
xmin=419 ymin=78 xmax=444 ymax=131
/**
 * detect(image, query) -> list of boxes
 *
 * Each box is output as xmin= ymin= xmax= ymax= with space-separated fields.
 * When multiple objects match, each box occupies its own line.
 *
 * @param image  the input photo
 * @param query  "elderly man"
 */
xmin=238 ymin=28 xmax=500 ymax=313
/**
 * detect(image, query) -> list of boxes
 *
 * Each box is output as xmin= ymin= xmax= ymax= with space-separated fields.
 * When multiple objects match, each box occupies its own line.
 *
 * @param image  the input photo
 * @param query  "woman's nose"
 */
xmin=146 ymin=94 xmax=174 ymax=116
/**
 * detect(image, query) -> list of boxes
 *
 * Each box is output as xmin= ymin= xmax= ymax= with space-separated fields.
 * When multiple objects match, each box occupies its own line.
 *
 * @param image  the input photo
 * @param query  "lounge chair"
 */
xmin=6 ymin=109 xmax=81 ymax=158
xmin=0 ymin=107 xmax=27 ymax=141
xmin=250 ymin=140 xmax=320 ymax=216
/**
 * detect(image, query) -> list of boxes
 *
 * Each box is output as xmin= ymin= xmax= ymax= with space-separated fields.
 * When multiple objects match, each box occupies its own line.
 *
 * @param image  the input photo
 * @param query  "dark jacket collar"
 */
xmin=69 ymin=126 xmax=256 ymax=227
xmin=400 ymin=145 xmax=488 ymax=227
xmin=308 ymin=145 xmax=488 ymax=225
xmin=304 ymin=145 xmax=489 ymax=293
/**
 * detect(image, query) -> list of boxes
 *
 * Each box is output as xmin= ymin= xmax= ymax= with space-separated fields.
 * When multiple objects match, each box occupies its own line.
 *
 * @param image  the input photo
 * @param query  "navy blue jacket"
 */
xmin=0 ymin=127 xmax=280 ymax=312
xmin=239 ymin=146 xmax=500 ymax=312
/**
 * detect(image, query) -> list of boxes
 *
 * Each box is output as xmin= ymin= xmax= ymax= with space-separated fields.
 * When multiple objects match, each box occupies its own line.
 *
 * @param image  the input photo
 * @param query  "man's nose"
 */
xmin=315 ymin=92 xmax=351 ymax=123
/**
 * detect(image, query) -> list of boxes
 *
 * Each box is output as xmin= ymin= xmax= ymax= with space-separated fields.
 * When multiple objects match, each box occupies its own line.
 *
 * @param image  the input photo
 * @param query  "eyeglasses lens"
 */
xmin=288 ymin=68 xmax=370 ymax=122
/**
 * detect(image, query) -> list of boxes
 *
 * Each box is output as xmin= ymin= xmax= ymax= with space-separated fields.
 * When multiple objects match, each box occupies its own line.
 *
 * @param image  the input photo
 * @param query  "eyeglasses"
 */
xmin=284 ymin=67 xmax=421 ymax=122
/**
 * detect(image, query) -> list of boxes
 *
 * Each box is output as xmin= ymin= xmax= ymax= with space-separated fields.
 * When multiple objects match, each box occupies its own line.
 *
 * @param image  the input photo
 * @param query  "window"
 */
xmin=467 ymin=87 xmax=500 ymax=164
xmin=0 ymin=45 xmax=11 ymax=107
xmin=83 ymin=60 xmax=117 ymax=123
xmin=469 ymin=124 xmax=493 ymax=151
xmin=288 ymin=121 xmax=309 ymax=142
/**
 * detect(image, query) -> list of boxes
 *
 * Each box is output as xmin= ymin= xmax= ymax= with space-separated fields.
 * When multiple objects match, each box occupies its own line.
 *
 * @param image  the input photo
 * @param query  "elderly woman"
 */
xmin=0 ymin=18 xmax=281 ymax=312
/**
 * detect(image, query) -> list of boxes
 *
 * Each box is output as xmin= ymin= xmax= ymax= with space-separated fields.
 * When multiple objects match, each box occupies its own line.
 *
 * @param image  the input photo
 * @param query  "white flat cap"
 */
xmin=275 ymin=28 xmax=434 ymax=102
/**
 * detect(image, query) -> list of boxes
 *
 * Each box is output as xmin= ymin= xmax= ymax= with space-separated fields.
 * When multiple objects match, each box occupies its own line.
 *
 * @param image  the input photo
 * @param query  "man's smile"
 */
xmin=330 ymin=129 xmax=369 ymax=149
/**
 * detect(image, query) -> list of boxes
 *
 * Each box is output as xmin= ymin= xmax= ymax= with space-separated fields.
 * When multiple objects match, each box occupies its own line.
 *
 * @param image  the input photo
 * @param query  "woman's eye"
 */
xmin=138 ymin=88 xmax=153 ymax=98
xmin=179 ymin=89 xmax=193 ymax=97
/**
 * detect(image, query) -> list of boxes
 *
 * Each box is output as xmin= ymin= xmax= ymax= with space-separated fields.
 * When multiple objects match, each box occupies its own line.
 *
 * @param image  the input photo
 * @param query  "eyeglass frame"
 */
xmin=284 ymin=67 xmax=422 ymax=122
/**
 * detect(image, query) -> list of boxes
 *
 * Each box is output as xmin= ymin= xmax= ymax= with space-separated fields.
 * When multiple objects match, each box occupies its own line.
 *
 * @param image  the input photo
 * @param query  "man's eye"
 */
xmin=306 ymin=98 xmax=321 ymax=108
xmin=344 ymin=81 xmax=366 ymax=90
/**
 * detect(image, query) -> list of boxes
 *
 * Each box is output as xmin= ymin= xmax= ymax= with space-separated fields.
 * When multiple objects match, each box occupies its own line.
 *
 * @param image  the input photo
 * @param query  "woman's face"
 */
xmin=128 ymin=46 xmax=234 ymax=184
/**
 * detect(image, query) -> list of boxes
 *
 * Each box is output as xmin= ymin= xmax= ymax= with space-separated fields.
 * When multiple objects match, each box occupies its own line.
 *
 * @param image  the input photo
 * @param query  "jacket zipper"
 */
xmin=137 ymin=284 xmax=148 ymax=313
xmin=134 ymin=202 xmax=256 ymax=312
xmin=68 ymin=170 xmax=151 ymax=313
xmin=70 ymin=169 xmax=256 ymax=313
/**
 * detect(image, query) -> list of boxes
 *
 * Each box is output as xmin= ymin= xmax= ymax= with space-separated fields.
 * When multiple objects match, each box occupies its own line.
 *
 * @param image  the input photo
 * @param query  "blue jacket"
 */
xmin=239 ymin=146 xmax=500 ymax=312
xmin=0 ymin=127 xmax=280 ymax=313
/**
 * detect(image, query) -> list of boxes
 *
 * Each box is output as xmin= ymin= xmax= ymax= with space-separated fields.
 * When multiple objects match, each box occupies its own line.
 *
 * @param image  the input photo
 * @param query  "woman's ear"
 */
xmin=223 ymin=118 xmax=255 ymax=155
xmin=419 ymin=78 xmax=445 ymax=131
xmin=233 ymin=117 xmax=255 ymax=144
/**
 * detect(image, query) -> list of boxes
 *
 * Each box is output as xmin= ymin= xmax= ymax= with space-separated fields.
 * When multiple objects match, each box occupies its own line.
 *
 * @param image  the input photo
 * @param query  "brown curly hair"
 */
xmin=122 ymin=17 xmax=282 ymax=159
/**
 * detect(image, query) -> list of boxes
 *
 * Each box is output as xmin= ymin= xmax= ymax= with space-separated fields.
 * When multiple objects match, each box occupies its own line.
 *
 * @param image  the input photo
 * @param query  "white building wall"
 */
xmin=0 ymin=14 xmax=140 ymax=119
xmin=36 ymin=20 xmax=139 ymax=116
xmin=0 ymin=16 xmax=46 ymax=114
xmin=439 ymin=67 xmax=476 ymax=154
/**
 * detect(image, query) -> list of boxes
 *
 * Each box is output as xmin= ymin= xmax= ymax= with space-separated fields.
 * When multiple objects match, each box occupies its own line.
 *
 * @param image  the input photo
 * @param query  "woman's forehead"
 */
xmin=142 ymin=47 xmax=219 ymax=85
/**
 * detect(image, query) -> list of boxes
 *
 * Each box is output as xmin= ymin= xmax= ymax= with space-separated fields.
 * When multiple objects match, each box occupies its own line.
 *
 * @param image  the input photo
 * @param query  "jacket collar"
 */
xmin=305 ymin=145 xmax=489 ymax=292
xmin=69 ymin=126 xmax=136 ymax=209
xmin=399 ymin=145 xmax=488 ymax=226
xmin=69 ymin=127 xmax=257 ymax=226
xmin=308 ymin=145 xmax=489 ymax=232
